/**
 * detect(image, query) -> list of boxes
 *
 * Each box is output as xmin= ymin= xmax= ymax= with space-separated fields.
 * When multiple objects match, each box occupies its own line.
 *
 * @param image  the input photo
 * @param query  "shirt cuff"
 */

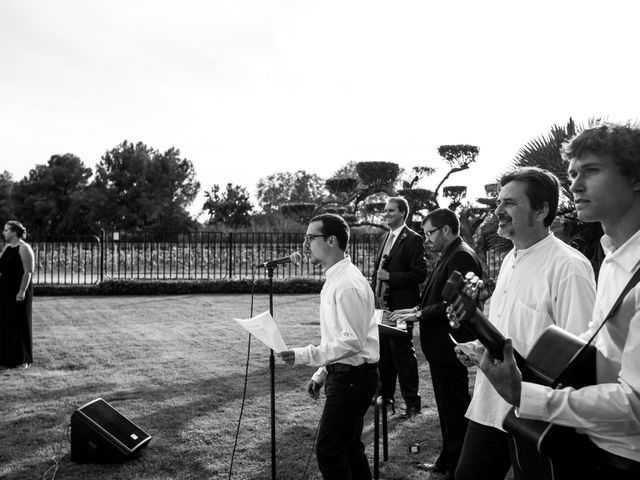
xmin=312 ymin=367 xmax=327 ymax=386
xmin=292 ymin=347 xmax=310 ymax=366
xmin=517 ymin=381 xmax=552 ymax=420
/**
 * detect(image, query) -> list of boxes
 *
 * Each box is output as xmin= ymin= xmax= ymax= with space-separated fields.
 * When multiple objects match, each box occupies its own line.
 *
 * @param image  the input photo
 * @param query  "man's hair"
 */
xmin=422 ymin=208 xmax=460 ymax=235
xmin=309 ymin=213 xmax=350 ymax=250
xmin=561 ymin=121 xmax=640 ymax=180
xmin=387 ymin=196 xmax=410 ymax=220
xmin=499 ymin=167 xmax=560 ymax=227
xmin=6 ymin=220 xmax=27 ymax=239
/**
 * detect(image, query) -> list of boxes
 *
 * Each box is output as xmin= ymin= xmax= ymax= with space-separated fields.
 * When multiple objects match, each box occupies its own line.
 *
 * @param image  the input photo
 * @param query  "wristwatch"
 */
xmin=414 ymin=309 xmax=422 ymax=319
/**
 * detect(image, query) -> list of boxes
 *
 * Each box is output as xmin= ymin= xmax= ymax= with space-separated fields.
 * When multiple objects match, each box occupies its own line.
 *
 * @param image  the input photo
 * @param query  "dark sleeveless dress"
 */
xmin=0 ymin=244 xmax=33 ymax=367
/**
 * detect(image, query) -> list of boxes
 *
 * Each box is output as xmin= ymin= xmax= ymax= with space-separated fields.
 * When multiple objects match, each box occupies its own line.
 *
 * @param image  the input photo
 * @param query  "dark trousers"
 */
xmin=509 ymin=434 xmax=640 ymax=480
xmin=429 ymin=362 xmax=470 ymax=474
xmin=316 ymin=367 xmax=379 ymax=480
xmin=456 ymin=420 xmax=512 ymax=480
xmin=593 ymin=455 xmax=640 ymax=480
xmin=379 ymin=334 xmax=421 ymax=410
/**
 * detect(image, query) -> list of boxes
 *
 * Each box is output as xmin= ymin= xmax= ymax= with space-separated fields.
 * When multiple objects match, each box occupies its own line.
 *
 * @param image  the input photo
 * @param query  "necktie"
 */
xmin=381 ymin=232 xmax=395 ymax=259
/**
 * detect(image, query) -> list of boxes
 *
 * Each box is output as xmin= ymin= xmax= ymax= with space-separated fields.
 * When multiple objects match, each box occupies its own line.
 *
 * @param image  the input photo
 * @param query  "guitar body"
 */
xmin=375 ymin=256 xmax=391 ymax=310
xmin=503 ymin=326 xmax=597 ymax=479
xmin=375 ymin=281 xmax=390 ymax=310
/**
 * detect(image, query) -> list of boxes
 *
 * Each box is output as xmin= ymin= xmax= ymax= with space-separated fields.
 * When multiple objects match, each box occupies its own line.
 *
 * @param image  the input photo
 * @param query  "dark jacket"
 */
xmin=419 ymin=237 xmax=483 ymax=365
xmin=371 ymin=226 xmax=428 ymax=311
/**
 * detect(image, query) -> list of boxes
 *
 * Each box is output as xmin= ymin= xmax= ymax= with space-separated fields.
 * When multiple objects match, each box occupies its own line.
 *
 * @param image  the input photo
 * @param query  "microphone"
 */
xmin=257 ymin=252 xmax=302 ymax=268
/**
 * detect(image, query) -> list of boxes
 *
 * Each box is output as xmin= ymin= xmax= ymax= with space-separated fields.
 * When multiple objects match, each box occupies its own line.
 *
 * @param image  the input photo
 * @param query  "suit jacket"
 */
xmin=371 ymin=226 xmax=428 ymax=311
xmin=419 ymin=237 xmax=483 ymax=365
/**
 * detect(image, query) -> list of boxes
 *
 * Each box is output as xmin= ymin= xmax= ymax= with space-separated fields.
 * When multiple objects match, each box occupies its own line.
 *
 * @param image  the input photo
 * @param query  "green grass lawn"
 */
xmin=1 ymin=294 xmax=462 ymax=480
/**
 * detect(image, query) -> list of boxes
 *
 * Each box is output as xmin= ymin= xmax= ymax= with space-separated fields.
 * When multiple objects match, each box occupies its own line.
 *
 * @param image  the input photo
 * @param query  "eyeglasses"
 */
xmin=425 ymin=226 xmax=444 ymax=238
xmin=304 ymin=234 xmax=329 ymax=243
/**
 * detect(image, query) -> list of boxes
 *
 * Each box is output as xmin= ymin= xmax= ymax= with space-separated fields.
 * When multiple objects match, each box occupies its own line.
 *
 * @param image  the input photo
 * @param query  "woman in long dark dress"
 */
xmin=0 ymin=220 xmax=35 ymax=368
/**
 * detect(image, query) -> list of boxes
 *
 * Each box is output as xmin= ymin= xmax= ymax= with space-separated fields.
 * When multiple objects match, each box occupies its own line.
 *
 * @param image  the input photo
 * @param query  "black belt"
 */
xmin=326 ymin=362 xmax=378 ymax=373
xmin=602 ymin=450 xmax=640 ymax=473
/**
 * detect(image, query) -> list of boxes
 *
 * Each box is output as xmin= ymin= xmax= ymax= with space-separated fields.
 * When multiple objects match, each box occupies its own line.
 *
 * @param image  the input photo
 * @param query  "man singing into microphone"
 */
xmin=279 ymin=213 xmax=379 ymax=480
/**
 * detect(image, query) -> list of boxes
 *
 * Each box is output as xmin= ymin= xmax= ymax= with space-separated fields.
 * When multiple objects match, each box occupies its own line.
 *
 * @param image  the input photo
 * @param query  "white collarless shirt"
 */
xmin=519 ymin=228 xmax=640 ymax=462
xmin=467 ymin=233 xmax=596 ymax=430
xmin=292 ymin=257 xmax=379 ymax=385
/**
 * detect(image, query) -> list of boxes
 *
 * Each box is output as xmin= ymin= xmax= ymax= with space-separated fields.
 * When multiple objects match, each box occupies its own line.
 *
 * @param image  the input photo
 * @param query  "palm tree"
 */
xmin=483 ymin=118 xmax=604 ymax=275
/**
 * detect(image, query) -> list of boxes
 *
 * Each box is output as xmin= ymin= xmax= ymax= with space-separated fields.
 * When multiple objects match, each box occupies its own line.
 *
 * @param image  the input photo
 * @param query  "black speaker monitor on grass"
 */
xmin=71 ymin=397 xmax=152 ymax=463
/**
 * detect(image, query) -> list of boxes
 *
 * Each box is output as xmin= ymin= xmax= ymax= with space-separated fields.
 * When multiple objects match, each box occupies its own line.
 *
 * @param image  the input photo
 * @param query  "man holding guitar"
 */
xmin=454 ymin=167 xmax=596 ymax=480
xmin=469 ymin=122 xmax=640 ymax=480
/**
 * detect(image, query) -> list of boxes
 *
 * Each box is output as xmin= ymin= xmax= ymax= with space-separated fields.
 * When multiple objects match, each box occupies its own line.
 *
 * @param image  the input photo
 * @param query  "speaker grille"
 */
xmin=71 ymin=398 xmax=151 ymax=463
xmin=78 ymin=398 xmax=149 ymax=451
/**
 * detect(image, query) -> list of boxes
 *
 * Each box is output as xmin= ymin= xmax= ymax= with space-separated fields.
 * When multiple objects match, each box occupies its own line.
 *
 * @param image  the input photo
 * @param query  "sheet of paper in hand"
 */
xmin=233 ymin=310 xmax=288 ymax=353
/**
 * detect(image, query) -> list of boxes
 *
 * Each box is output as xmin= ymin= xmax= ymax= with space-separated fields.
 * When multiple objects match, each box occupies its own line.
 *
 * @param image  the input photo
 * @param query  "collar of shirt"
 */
xmin=601 ymin=228 xmax=640 ymax=274
xmin=513 ymin=232 xmax=554 ymax=261
xmin=387 ymin=225 xmax=406 ymax=248
xmin=439 ymin=236 xmax=462 ymax=261
xmin=324 ymin=257 xmax=352 ymax=280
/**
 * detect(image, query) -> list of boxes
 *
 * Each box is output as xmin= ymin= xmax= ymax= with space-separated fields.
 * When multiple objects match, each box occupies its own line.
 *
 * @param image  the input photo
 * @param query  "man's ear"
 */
xmin=538 ymin=201 xmax=550 ymax=222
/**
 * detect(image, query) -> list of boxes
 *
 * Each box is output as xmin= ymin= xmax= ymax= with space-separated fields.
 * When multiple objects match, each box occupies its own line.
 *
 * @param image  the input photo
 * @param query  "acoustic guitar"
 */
xmin=375 ymin=254 xmax=391 ymax=310
xmin=442 ymin=270 xmax=597 ymax=479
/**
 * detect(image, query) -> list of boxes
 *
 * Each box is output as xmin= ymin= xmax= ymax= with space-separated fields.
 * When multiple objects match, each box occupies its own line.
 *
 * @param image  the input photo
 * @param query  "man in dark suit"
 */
xmin=391 ymin=208 xmax=482 ymax=479
xmin=371 ymin=197 xmax=428 ymax=418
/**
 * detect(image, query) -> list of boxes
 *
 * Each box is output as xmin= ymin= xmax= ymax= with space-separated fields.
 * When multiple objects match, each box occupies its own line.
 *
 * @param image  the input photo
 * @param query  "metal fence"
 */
xmin=21 ymin=231 xmax=381 ymax=285
xmin=485 ymin=248 xmax=507 ymax=288
xmin=31 ymin=235 xmax=103 ymax=285
xmin=5 ymin=231 xmax=506 ymax=286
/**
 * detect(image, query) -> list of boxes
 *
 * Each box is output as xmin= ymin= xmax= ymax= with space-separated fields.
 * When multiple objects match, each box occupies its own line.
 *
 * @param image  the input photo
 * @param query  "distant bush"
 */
xmin=34 ymin=278 xmax=325 ymax=296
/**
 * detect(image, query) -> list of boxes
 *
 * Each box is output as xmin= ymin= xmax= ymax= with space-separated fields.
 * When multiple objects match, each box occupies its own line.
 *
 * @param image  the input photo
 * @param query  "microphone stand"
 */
xmin=267 ymin=264 xmax=277 ymax=480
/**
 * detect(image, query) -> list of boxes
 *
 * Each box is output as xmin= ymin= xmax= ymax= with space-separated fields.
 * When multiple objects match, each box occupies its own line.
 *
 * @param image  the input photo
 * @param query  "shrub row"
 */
xmin=34 ymin=278 xmax=326 ymax=296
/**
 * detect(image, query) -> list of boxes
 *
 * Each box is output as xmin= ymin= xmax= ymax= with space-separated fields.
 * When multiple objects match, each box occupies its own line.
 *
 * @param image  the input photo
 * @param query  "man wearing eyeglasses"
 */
xmin=391 ymin=208 xmax=482 ymax=479
xmin=371 ymin=197 xmax=428 ymax=419
xmin=279 ymin=213 xmax=379 ymax=480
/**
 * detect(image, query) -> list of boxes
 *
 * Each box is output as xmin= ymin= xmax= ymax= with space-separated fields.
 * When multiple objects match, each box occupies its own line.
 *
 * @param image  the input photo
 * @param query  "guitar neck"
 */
xmin=458 ymin=297 xmax=526 ymax=367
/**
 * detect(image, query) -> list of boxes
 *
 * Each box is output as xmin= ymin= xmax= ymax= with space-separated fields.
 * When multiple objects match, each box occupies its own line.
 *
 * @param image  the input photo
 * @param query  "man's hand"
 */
xmin=477 ymin=339 xmax=522 ymax=407
xmin=389 ymin=309 xmax=415 ymax=322
xmin=389 ymin=308 xmax=413 ymax=318
xmin=389 ymin=313 xmax=416 ymax=330
xmin=454 ymin=341 xmax=480 ymax=368
xmin=16 ymin=291 xmax=26 ymax=302
xmin=377 ymin=268 xmax=390 ymax=281
xmin=307 ymin=379 xmax=321 ymax=400
xmin=278 ymin=350 xmax=295 ymax=367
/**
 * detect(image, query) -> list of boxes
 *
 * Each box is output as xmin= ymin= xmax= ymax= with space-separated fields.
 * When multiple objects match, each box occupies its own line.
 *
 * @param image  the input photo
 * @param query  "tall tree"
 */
xmin=91 ymin=141 xmax=199 ymax=230
xmin=202 ymin=183 xmax=253 ymax=227
xmin=12 ymin=154 xmax=93 ymax=235
xmin=256 ymin=170 xmax=326 ymax=213
xmin=146 ymin=147 xmax=200 ymax=230
xmin=0 ymin=171 xmax=16 ymax=223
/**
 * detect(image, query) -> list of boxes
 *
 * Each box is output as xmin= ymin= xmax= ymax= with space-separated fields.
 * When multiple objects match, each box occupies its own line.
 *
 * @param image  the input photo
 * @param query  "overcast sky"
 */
xmin=2 ymin=0 xmax=639 ymax=215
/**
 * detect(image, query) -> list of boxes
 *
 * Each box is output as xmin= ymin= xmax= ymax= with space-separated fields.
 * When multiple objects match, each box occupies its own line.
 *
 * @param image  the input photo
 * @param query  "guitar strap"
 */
xmin=552 ymin=266 xmax=640 ymax=388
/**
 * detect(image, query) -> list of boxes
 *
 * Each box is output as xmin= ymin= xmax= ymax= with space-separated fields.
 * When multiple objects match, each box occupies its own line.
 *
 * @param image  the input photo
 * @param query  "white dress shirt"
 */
xmin=519 ymin=228 xmax=640 ymax=462
xmin=466 ymin=233 xmax=596 ymax=430
xmin=292 ymin=257 xmax=379 ymax=385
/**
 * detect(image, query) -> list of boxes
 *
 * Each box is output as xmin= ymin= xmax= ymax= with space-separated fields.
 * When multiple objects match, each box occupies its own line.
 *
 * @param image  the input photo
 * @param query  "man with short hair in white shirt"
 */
xmin=474 ymin=122 xmax=640 ymax=480
xmin=279 ymin=213 xmax=379 ymax=480
xmin=454 ymin=167 xmax=596 ymax=480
